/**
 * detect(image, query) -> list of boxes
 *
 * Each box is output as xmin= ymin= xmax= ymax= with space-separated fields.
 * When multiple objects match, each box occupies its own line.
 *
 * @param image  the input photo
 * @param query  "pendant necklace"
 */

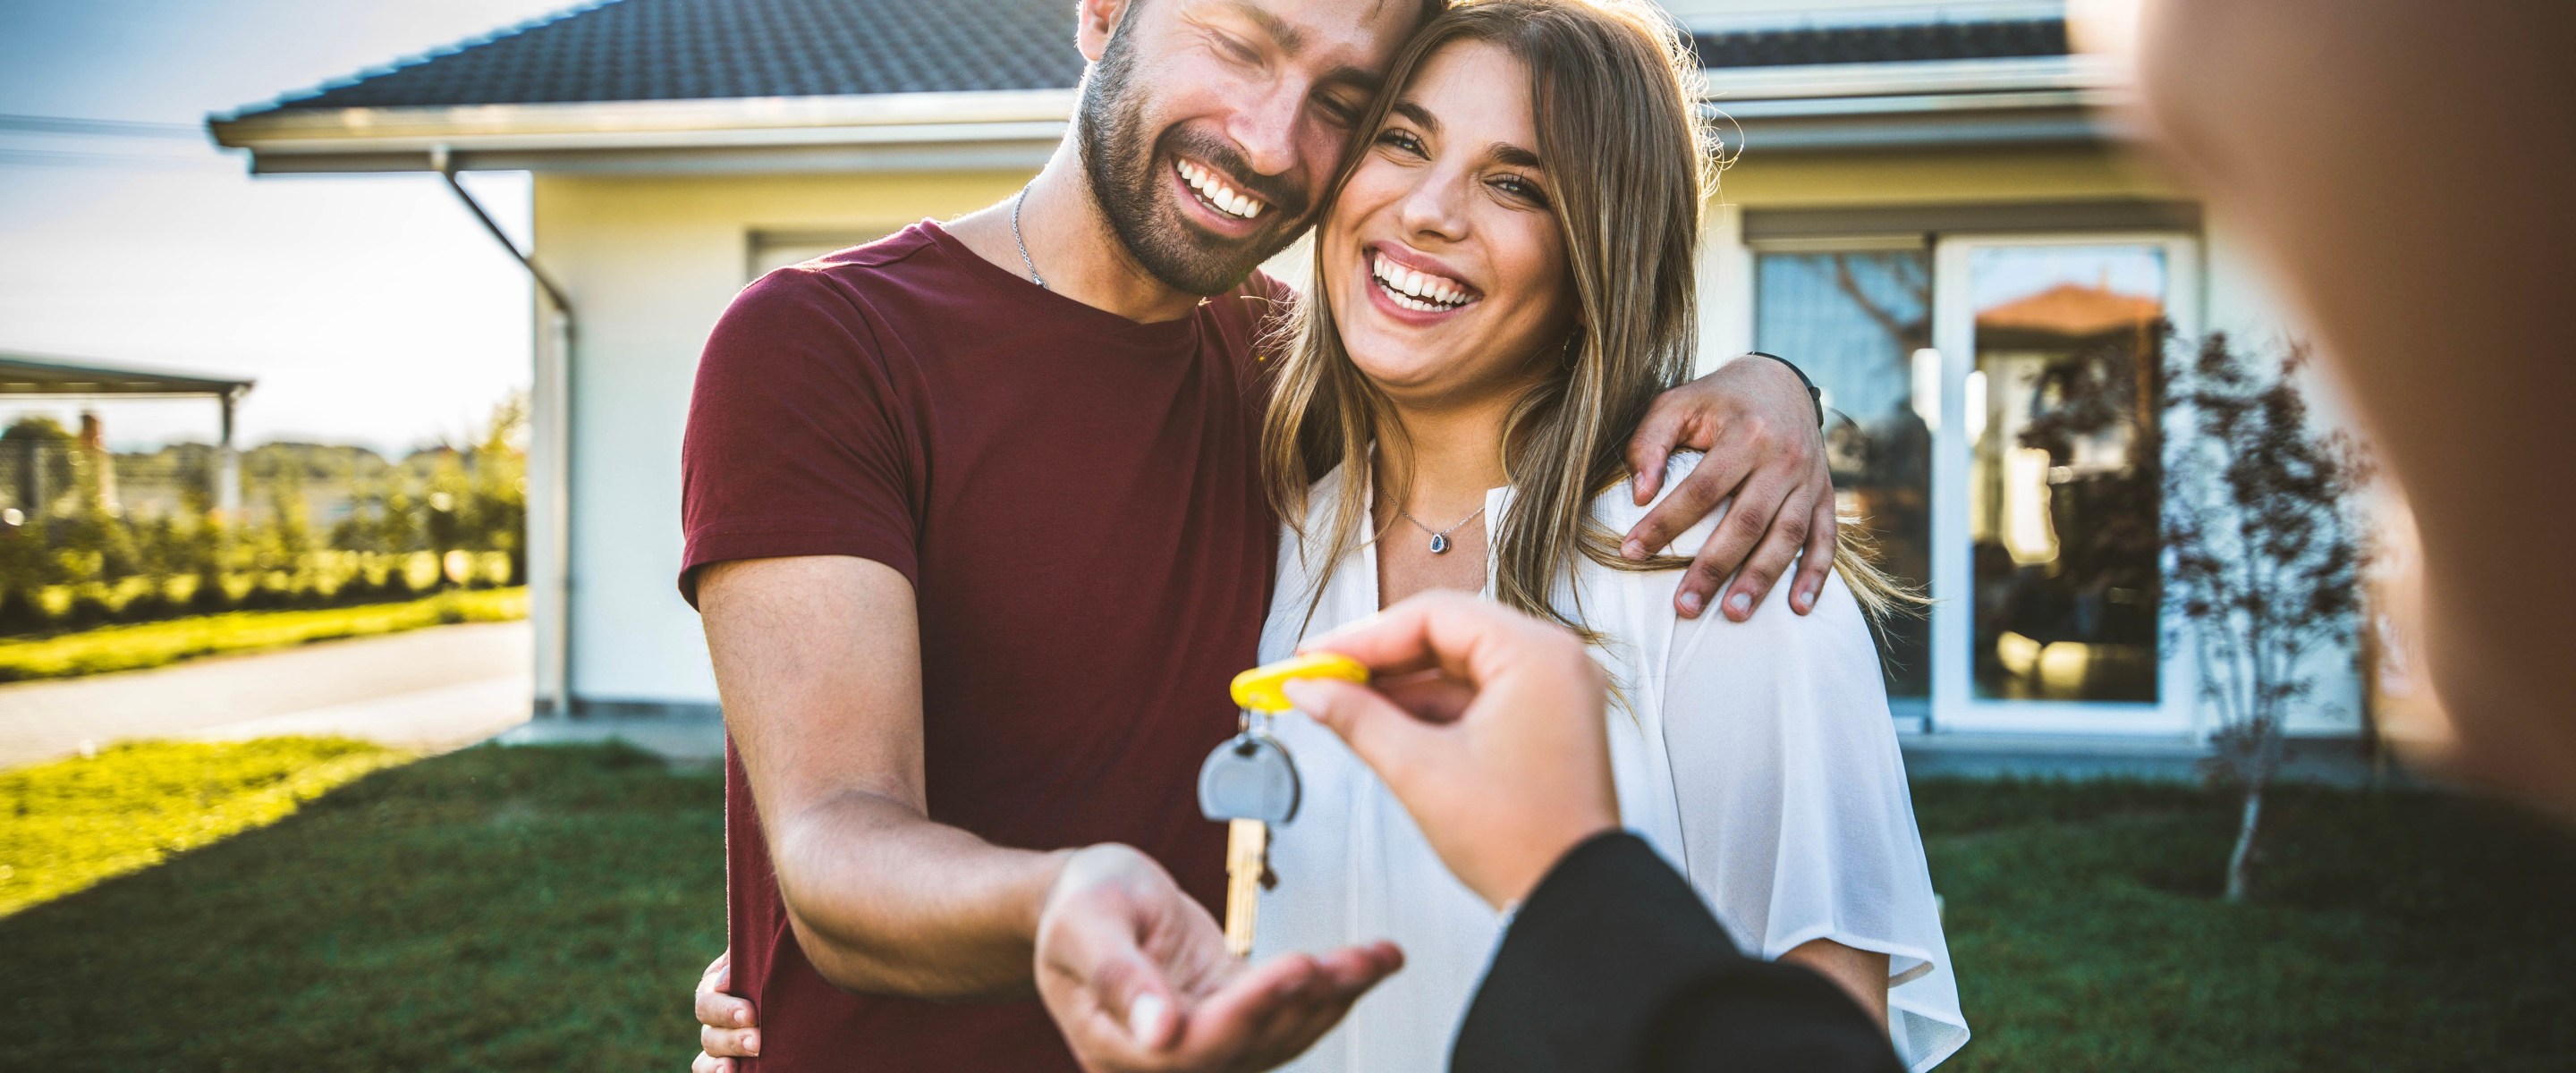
xmin=1398 ymin=504 xmax=1485 ymax=554
xmin=1011 ymin=184 xmax=1046 ymax=289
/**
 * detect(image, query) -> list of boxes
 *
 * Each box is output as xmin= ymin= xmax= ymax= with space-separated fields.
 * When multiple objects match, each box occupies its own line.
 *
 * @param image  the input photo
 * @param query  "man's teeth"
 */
xmin=1371 ymin=252 xmax=1470 ymax=311
xmin=1178 ymin=160 xmax=1265 ymax=220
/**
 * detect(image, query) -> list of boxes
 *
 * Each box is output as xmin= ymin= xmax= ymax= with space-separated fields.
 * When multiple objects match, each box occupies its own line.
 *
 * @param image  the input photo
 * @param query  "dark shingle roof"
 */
xmin=258 ymin=0 xmax=1084 ymax=112
xmin=238 ymin=1 xmax=2069 ymax=116
xmin=1689 ymin=17 xmax=2068 ymax=68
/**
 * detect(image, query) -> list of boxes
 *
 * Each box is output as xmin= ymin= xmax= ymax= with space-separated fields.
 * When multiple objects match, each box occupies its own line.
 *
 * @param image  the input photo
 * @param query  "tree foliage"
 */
xmin=0 ymin=394 xmax=530 ymax=636
xmin=2162 ymin=332 xmax=2372 ymax=900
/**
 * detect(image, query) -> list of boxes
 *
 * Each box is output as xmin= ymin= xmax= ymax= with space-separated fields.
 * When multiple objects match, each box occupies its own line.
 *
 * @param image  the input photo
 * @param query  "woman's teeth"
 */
xmin=1371 ymin=252 xmax=1470 ymax=312
xmin=1177 ymin=160 xmax=1265 ymax=220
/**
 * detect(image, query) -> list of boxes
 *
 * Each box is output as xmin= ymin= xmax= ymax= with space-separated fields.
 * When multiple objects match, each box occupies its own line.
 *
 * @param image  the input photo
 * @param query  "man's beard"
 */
xmin=1077 ymin=26 xmax=1310 ymax=296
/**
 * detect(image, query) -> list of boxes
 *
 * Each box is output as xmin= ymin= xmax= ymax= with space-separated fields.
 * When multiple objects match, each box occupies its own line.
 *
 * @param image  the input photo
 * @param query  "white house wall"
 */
xmin=2198 ymin=217 xmax=2366 ymax=736
xmin=531 ymin=169 xmax=1032 ymax=709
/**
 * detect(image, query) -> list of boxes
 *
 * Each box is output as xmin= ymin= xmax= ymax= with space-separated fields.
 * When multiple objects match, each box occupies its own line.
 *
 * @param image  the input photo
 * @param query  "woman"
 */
xmin=1248 ymin=2 xmax=1962 ymax=1069
xmin=696 ymin=0 xmax=1964 ymax=1067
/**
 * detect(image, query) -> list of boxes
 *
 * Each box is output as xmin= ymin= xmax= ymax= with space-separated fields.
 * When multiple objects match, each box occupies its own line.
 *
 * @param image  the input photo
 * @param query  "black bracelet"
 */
xmin=1746 ymin=351 xmax=1825 ymax=428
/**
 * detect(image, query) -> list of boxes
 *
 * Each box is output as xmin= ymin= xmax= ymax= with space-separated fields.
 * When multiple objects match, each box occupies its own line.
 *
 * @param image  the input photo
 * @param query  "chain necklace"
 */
xmin=1398 ymin=505 xmax=1486 ymax=554
xmin=1011 ymin=185 xmax=1046 ymax=289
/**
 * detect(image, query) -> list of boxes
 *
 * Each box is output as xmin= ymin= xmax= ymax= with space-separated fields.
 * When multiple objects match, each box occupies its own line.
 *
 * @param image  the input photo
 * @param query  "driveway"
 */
xmin=0 ymin=621 xmax=531 ymax=770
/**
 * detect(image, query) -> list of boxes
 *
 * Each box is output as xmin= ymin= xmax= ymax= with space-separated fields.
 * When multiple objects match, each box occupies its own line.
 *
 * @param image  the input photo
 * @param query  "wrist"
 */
xmin=1744 ymin=351 xmax=1825 ymax=428
xmin=1491 ymin=816 xmax=1619 ymax=911
xmin=1023 ymin=847 xmax=1082 ymax=947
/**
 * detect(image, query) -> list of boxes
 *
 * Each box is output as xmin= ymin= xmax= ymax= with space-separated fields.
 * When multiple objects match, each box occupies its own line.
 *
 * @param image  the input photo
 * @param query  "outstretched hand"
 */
xmin=1623 ymin=355 xmax=1839 ymax=623
xmin=1036 ymin=844 xmax=1402 ymax=1073
xmin=690 ymin=846 xmax=1398 ymax=1073
xmin=1284 ymin=593 xmax=1621 ymax=909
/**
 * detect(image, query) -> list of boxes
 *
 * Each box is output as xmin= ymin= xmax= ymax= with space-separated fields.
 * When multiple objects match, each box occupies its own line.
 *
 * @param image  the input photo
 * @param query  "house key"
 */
xmin=1203 ymin=653 xmax=1370 ymax=958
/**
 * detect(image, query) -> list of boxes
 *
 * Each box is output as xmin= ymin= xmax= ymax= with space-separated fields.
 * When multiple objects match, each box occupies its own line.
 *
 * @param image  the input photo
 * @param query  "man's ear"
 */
xmin=1075 ymin=0 xmax=1141 ymax=63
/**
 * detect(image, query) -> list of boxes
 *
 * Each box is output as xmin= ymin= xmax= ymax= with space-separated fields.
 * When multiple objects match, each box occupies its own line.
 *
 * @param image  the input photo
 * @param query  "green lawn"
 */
xmin=2 ymin=743 xmax=2571 ymax=1070
xmin=0 ymin=738 xmax=412 ymax=916
xmin=0 ymin=587 xmax=527 ymax=681
xmin=1 ymin=741 xmax=720 ymax=1070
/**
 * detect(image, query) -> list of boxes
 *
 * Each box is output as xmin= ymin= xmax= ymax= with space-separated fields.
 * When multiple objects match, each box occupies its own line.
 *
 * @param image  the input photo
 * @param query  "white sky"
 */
xmin=0 ymin=0 xmax=582 ymax=452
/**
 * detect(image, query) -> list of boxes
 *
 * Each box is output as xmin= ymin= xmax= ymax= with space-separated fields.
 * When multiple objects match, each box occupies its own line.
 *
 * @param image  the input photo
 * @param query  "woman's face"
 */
xmin=1319 ymin=39 xmax=1577 ymax=410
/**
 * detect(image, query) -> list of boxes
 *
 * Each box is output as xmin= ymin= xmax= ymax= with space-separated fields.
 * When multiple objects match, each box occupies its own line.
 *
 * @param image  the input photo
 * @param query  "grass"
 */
xmin=0 ymin=586 xmax=527 ymax=681
xmin=0 ymin=741 xmax=721 ymax=1071
xmin=1 ymin=746 xmax=2571 ymax=1070
xmin=0 ymin=738 xmax=413 ymax=916
xmin=1919 ymin=779 xmax=2576 ymax=1070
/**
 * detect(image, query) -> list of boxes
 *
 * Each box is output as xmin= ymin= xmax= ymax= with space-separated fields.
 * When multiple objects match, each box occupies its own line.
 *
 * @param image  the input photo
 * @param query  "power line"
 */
xmin=0 ymin=114 xmax=205 ymax=139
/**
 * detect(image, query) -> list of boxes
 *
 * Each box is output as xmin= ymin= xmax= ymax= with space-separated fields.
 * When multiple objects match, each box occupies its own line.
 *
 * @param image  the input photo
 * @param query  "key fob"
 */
xmin=1198 ymin=732 xmax=1300 ymax=825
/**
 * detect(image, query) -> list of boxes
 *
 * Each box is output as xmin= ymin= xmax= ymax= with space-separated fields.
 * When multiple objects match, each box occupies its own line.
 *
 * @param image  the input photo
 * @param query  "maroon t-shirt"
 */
xmin=679 ymin=221 xmax=1284 ymax=1071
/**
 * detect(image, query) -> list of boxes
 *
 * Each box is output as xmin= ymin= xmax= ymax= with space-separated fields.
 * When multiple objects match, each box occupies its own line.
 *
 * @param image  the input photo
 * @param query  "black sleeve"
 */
xmin=1453 ymin=832 xmax=1902 ymax=1073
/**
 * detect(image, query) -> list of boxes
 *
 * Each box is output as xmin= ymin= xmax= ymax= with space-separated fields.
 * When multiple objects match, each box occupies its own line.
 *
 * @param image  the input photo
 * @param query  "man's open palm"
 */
xmin=1036 ymin=844 xmax=1402 ymax=1072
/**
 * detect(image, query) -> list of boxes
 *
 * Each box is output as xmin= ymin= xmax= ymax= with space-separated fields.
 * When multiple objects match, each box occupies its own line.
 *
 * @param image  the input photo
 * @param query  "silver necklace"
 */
xmin=1398 ymin=505 xmax=1485 ymax=554
xmin=1011 ymin=185 xmax=1046 ymax=289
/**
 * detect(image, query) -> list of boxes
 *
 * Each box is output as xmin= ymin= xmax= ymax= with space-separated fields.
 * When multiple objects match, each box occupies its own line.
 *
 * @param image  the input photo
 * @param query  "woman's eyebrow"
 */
xmin=1390 ymin=100 xmax=1440 ymax=136
xmin=1487 ymin=142 xmax=1541 ymax=169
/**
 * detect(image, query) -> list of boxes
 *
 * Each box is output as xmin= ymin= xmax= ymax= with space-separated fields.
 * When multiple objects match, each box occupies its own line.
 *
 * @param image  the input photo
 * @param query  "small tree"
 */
xmin=2163 ymin=333 xmax=2371 ymax=901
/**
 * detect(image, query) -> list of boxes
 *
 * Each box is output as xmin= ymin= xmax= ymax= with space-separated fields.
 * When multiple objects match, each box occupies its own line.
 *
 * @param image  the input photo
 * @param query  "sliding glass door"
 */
xmin=1929 ymin=234 xmax=2198 ymax=732
xmin=1754 ymin=232 xmax=2199 ymax=732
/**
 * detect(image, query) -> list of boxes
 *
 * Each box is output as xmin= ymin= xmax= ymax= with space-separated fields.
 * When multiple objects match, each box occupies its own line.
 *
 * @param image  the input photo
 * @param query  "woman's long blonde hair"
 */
xmin=1260 ymin=0 xmax=1918 ymax=639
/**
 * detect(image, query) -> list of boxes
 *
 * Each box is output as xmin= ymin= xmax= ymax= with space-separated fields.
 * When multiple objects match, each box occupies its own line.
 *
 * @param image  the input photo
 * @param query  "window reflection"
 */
xmin=1756 ymin=249 xmax=1932 ymax=708
xmin=1967 ymin=246 xmax=2165 ymax=703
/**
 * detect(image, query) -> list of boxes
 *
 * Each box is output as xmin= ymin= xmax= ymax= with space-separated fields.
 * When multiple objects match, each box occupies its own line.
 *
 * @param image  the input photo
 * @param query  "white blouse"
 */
xmin=1252 ymin=458 xmax=1969 ymax=1071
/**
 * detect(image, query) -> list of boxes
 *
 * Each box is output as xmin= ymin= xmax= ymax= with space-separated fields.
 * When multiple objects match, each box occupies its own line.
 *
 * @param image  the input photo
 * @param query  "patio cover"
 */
xmin=0 ymin=350 xmax=255 ymax=513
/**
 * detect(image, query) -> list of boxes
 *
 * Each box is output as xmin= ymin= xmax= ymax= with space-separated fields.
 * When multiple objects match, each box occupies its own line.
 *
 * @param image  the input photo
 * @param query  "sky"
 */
xmin=0 ymin=0 xmax=583 ymax=452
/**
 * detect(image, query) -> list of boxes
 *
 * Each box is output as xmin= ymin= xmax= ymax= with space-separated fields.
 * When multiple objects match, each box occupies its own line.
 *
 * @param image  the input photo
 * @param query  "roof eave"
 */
xmin=0 ymin=351 xmax=255 ymax=398
xmin=209 ymin=88 xmax=1080 ymax=173
xmin=209 ymin=56 xmax=2131 ymax=175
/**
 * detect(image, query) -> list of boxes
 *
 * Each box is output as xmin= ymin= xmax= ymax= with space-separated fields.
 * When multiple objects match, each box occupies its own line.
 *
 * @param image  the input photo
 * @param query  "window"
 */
xmin=746 ymin=228 xmax=901 ymax=282
xmin=1755 ymin=245 xmax=1934 ymax=713
xmin=1963 ymin=244 xmax=2167 ymax=704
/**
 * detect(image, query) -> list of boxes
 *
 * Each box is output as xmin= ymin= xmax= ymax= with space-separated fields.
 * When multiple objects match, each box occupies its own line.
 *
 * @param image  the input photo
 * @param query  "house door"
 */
xmin=1751 ymin=224 xmax=2205 ymax=736
xmin=1926 ymin=234 xmax=2199 ymax=733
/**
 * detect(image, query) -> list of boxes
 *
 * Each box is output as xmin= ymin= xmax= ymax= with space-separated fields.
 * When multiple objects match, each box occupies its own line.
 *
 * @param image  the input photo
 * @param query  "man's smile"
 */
xmin=1176 ymin=157 xmax=1268 ymax=221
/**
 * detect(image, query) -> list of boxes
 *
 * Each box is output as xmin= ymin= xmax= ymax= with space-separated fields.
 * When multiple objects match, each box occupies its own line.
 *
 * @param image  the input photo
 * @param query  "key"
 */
xmin=1199 ymin=724 xmax=1298 ymax=958
xmin=1202 ymin=654 xmax=1370 ymax=958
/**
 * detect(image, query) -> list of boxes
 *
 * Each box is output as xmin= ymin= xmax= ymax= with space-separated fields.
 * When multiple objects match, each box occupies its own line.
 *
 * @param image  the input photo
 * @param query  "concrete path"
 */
xmin=1900 ymin=731 xmax=2414 ymax=788
xmin=0 ymin=621 xmax=531 ymax=770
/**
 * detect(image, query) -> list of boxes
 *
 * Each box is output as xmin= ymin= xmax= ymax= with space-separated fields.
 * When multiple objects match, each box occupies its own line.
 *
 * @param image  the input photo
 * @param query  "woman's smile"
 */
xmin=1364 ymin=243 xmax=1482 ymax=317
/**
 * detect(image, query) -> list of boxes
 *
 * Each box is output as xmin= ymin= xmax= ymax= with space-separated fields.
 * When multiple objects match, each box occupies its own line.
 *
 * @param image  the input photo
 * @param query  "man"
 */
xmin=681 ymin=0 xmax=1841 ymax=1070
xmin=1285 ymin=593 xmax=1902 ymax=1073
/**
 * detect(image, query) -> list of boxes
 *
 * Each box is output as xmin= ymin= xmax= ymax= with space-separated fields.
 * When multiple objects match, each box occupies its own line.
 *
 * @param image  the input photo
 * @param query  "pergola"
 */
xmin=0 ymin=350 xmax=256 ymax=515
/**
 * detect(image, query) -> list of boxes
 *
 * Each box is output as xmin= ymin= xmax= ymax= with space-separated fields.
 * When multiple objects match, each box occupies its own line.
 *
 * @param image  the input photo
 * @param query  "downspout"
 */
xmin=435 ymin=145 xmax=575 ymax=719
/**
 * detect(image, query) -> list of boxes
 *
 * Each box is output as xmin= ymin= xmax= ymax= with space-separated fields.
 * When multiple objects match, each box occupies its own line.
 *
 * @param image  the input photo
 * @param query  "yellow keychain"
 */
xmin=1199 ymin=653 xmax=1370 ymax=957
xmin=1230 ymin=652 xmax=1371 ymax=713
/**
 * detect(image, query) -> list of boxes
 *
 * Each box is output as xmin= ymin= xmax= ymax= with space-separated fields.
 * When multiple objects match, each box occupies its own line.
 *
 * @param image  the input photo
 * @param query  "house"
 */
xmin=208 ymin=0 xmax=2365 ymax=749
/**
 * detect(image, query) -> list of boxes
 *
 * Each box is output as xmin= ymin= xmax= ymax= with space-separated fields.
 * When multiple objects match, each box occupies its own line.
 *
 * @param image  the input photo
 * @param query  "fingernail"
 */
xmin=1678 ymin=591 xmax=1703 ymax=615
xmin=1129 ymin=994 xmax=1168 ymax=1047
xmin=1281 ymin=680 xmax=1322 ymax=711
xmin=742 ymin=1032 xmax=759 ymax=1056
xmin=1621 ymin=539 xmax=1645 ymax=561
xmin=1794 ymin=589 xmax=1814 ymax=612
xmin=1727 ymin=592 xmax=1752 ymax=615
xmin=734 ymin=1008 xmax=750 ymax=1027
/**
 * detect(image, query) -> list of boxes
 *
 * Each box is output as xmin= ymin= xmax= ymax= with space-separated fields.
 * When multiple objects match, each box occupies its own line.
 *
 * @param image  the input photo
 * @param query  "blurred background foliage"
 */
xmin=0 ymin=393 xmax=528 ymax=637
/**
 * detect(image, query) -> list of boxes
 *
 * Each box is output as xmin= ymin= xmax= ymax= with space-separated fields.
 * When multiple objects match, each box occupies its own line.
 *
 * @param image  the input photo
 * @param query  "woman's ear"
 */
xmin=1076 ymin=0 xmax=1140 ymax=63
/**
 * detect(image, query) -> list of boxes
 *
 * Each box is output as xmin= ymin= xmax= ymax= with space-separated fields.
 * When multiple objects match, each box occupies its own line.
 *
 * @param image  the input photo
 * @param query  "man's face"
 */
xmin=1079 ymin=0 xmax=1419 ymax=295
